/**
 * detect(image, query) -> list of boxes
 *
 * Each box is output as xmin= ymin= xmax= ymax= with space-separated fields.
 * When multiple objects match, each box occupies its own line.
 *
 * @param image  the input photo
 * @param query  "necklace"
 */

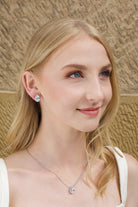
xmin=26 ymin=149 xmax=87 ymax=194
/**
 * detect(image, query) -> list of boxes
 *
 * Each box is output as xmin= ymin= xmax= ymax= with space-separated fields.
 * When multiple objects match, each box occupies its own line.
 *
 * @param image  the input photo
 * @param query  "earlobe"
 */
xmin=22 ymin=71 xmax=38 ymax=100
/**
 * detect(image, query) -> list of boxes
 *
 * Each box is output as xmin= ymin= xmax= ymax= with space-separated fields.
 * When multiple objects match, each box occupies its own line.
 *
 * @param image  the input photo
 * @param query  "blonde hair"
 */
xmin=7 ymin=18 xmax=119 ymax=196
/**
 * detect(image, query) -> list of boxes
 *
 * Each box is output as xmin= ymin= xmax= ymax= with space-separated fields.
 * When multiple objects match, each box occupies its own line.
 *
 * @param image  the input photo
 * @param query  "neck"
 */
xmin=29 ymin=119 xmax=87 ymax=170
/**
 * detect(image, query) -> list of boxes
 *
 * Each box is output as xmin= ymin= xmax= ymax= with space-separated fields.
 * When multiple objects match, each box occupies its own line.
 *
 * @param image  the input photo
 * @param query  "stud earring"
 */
xmin=34 ymin=94 xmax=40 ymax=102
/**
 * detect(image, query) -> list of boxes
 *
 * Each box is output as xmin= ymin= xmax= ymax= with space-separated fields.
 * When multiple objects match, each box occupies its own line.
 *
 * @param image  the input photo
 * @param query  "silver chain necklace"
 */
xmin=26 ymin=149 xmax=87 ymax=194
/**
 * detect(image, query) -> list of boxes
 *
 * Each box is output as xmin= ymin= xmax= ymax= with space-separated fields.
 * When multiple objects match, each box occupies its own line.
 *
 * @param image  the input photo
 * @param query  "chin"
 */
xmin=77 ymin=124 xmax=99 ymax=133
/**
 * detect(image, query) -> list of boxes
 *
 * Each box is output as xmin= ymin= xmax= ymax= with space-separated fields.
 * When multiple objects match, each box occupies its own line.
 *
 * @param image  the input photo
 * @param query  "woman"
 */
xmin=0 ymin=18 xmax=138 ymax=207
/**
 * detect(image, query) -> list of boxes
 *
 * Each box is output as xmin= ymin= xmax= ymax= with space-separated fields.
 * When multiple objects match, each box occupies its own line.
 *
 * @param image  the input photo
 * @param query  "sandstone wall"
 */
xmin=0 ymin=0 xmax=137 ymax=158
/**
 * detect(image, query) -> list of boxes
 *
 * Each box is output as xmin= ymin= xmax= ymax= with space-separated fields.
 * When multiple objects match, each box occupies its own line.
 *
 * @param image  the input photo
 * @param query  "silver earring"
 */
xmin=34 ymin=94 xmax=40 ymax=102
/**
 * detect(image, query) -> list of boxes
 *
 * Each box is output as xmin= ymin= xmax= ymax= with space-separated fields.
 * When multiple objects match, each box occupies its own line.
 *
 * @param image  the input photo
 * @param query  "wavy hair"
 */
xmin=6 ymin=18 xmax=119 ymax=196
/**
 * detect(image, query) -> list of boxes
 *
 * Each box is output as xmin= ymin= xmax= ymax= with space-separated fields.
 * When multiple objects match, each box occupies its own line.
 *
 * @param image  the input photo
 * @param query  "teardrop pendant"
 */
xmin=69 ymin=186 xmax=75 ymax=194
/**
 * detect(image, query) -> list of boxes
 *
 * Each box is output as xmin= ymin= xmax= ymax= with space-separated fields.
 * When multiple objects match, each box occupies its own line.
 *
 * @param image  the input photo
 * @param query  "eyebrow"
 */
xmin=62 ymin=63 xmax=112 ymax=71
xmin=62 ymin=64 xmax=87 ymax=70
xmin=101 ymin=63 xmax=112 ymax=70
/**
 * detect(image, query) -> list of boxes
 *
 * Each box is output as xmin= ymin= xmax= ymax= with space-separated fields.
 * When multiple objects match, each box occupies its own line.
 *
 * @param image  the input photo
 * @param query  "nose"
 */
xmin=85 ymin=79 xmax=104 ymax=104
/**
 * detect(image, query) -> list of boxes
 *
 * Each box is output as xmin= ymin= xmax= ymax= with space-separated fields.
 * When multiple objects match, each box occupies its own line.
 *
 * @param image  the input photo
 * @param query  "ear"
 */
xmin=22 ymin=71 xmax=39 ymax=100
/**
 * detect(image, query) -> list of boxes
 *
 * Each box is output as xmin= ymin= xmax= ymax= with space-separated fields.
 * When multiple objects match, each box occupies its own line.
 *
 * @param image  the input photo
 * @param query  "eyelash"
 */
xmin=100 ymin=70 xmax=112 ymax=78
xmin=67 ymin=71 xmax=83 ymax=79
xmin=66 ymin=69 xmax=112 ymax=79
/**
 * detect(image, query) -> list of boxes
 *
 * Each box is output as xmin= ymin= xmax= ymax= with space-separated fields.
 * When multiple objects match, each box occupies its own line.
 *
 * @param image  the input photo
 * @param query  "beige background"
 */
xmin=0 ymin=0 xmax=138 ymax=158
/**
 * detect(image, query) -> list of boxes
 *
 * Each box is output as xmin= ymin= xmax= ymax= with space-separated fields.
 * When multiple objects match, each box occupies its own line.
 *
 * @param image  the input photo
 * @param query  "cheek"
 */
xmin=43 ymin=80 xmax=81 ymax=107
xmin=105 ymin=84 xmax=112 ymax=104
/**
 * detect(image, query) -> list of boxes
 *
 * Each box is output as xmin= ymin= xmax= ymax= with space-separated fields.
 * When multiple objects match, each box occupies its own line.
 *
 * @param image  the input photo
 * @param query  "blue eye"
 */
xmin=100 ymin=70 xmax=111 ymax=78
xmin=69 ymin=71 xmax=82 ymax=78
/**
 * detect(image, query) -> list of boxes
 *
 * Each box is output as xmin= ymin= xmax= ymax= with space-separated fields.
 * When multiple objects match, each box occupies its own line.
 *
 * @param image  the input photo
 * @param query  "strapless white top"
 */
xmin=0 ymin=147 xmax=128 ymax=207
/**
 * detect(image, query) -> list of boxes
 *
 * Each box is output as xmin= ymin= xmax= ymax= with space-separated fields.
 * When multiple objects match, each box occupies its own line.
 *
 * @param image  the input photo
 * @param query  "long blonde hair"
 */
xmin=7 ymin=18 xmax=119 ymax=196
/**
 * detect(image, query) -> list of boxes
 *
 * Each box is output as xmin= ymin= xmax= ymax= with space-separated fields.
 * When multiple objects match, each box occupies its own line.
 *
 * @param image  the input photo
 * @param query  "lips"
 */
xmin=77 ymin=107 xmax=100 ymax=116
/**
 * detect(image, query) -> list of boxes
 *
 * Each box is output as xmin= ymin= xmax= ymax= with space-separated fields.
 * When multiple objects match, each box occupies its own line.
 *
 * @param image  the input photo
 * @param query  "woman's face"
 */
xmin=36 ymin=34 xmax=112 ymax=132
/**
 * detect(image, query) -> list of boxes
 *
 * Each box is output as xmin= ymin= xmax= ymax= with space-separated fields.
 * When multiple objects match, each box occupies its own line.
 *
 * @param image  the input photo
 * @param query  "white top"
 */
xmin=0 ymin=158 xmax=9 ymax=207
xmin=0 ymin=147 xmax=128 ymax=207
xmin=107 ymin=146 xmax=128 ymax=207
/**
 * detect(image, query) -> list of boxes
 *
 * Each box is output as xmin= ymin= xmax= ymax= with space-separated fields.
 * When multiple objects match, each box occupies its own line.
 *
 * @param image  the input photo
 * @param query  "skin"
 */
xmin=5 ymin=33 xmax=138 ymax=207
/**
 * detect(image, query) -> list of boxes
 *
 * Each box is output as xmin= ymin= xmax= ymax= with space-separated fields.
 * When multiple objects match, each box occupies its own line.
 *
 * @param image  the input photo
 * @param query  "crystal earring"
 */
xmin=34 ymin=94 xmax=40 ymax=102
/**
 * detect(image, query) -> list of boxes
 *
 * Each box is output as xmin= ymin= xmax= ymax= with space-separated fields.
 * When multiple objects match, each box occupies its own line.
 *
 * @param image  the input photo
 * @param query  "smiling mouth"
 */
xmin=77 ymin=107 xmax=100 ymax=116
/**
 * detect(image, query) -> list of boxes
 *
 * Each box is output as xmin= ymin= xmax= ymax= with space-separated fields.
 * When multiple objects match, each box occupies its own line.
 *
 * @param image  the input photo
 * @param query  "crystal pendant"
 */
xmin=69 ymin=186 xmax=75 ymax=194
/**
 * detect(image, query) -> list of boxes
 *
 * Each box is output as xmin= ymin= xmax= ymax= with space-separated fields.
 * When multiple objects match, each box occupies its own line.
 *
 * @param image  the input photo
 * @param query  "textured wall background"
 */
xmin=0 ymin=0 xmax=138 ymax=158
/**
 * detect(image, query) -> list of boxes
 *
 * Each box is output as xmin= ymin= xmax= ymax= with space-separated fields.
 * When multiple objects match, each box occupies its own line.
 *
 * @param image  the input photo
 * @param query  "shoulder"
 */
xmin=124 ymin=153 xmax=138 ymax=206
xmin=4 ymin=150 xmax=32 ymax=187
xmin=124 ymin=153 xmax=138 ymax=183
xmin=125 ymin=152 xmax=138 ymax=167
xmin=124 ymin=153 xmax=138 ymax=182
xmin=4 ymin=150 xmax=42 ymax=181
xmin=4 ymin=150 xmax=35 ymax=202
xmin=5 ymin=150 xmax=31 ymax=169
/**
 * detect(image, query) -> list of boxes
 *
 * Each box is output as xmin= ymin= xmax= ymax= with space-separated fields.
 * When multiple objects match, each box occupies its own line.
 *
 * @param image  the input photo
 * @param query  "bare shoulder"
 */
xmin=4 ymin=151 xmax=30 ymax=186
xmin=124 ymin=153 xmax=138 ymax=178
xmin=5 ymin=150 xmax=41 ymax=175
xmin=124 ymin=153 xmax=138 ymax=206
xmin=5 ymin=150 xmax=29 ymax=169
xmin=4 ymin=150 xmax=37 ymax=203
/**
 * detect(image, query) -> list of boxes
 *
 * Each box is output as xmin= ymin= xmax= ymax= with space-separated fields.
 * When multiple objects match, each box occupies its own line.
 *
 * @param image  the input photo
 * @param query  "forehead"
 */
xmin=41 ymin=33 xmax=111 ymax=71
xmin=53 ymin=34 xmax=106 ymax=57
